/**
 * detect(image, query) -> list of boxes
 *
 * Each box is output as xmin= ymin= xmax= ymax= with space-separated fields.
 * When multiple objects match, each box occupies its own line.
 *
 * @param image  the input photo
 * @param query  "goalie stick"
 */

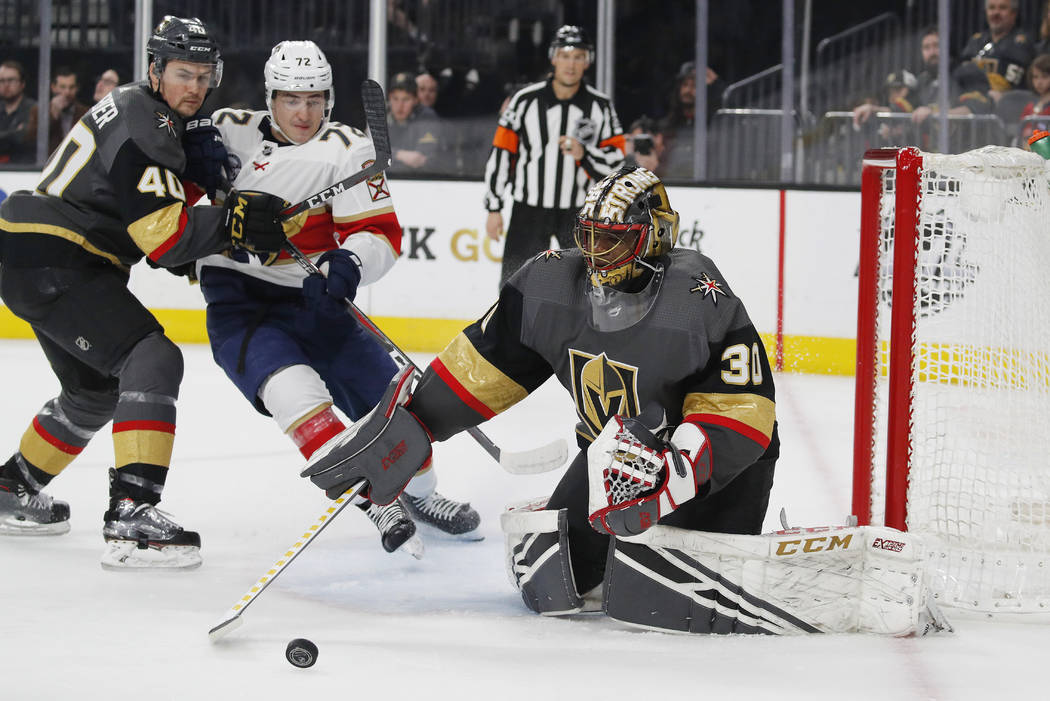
xmin=283 ymin=239 xmax=567 ymax=474
xmin=208 ymin=482 xmax=366 ymax=642
xmin=279 ymin=79 xmax=391 ymax=223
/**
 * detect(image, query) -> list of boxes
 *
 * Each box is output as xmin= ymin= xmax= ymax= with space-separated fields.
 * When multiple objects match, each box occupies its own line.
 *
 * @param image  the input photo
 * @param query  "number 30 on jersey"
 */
xmin=721 ymin=343 xmax=765 ymax=386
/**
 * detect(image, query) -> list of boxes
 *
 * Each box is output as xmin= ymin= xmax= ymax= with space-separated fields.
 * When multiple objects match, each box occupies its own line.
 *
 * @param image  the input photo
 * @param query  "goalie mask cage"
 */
xmin=853 ymin=146 xmax=1050 ymax=613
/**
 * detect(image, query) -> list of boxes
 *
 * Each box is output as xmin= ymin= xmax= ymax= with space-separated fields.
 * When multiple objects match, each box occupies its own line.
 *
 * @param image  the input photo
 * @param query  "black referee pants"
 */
xmin=499 ymin=202 xmax=577 ymax=288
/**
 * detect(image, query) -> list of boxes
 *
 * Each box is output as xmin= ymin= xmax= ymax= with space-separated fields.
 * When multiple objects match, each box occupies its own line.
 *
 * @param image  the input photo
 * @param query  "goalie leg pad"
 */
xmin=604 ymin=525 xmax=947 ymax=636
xmin=500 ymin=498 xmax=584 ymax=616
xmin=301 ymin=366 xmax=431 ymax=504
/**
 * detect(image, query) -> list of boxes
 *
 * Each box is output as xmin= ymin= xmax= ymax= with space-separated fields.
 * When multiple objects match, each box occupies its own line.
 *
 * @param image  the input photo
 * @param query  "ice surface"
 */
xmin=1 ymin=341 xmax=1048 ymax=700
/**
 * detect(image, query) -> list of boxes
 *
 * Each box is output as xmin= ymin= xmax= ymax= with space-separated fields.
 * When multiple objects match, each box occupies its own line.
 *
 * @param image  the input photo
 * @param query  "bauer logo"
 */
xmin=871 ymin=537 xmax=905 ymax=553
xmin=774 ymin=533 xmax=853 ymax=556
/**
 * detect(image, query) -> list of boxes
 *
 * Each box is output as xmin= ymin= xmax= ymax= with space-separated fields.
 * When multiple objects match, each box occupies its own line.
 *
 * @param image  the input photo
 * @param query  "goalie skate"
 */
xmin=402 ymin=491 xmax=483 ymax=541
xmin=0 ymin=476 xmax=70 ymax=536
xmin=358 ymin=499 xmax=424 ymax=559
xmin=101 ymin=498 xmax=202 ymax=570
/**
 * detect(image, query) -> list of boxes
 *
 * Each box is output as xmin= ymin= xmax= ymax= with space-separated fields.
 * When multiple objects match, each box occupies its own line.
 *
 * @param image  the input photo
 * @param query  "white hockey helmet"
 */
xmin=264 ymin=40 xmax=334 ymax=141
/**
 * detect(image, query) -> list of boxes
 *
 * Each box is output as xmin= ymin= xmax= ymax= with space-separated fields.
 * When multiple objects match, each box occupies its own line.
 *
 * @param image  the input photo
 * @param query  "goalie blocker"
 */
xmin=301 ymin=365 xmax=430 ymax=504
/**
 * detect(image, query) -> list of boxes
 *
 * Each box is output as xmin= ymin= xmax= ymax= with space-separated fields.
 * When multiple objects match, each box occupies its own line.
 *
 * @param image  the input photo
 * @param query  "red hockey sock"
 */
xmin=290 ymin=407 xmax=346 ymax=459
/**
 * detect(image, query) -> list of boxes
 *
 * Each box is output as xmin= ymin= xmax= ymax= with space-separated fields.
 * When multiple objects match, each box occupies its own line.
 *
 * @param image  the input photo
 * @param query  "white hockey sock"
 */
xmin=402 ymin=462 xmax=436 ymax=499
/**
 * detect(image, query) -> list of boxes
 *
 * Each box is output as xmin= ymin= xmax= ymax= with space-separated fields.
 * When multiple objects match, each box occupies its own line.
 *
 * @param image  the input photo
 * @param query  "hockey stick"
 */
xmin=208 ymin=482 xmax=366 ymax=642
xmin=279 ymin=79 xmax=391 ymax=223
xmin=284 ymin=240 xmax=567 ymax=474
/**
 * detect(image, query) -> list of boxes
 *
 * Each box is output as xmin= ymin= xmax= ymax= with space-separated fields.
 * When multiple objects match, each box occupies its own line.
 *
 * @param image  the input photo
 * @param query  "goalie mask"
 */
xmin=574 ymin=165 xmax=680 ymax=289
xmin=147 ymin=16 xmax=223 ymax=89
xmin=264 ymin=40 xmax=335 ymax=143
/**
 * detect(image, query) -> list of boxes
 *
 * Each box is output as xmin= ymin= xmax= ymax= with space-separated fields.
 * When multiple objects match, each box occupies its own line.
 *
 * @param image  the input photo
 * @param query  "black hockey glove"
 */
xmin=302 ymin=248 xmax=362 ymax=314
xmin=224 ymin=190 xmax=306 ymax=264
xmin=182 ymin=116 xmax=233 ymax=200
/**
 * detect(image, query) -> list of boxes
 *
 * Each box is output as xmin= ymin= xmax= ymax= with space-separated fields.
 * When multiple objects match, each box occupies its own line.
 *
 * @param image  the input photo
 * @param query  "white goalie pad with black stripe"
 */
xmin=500 ymin=498 xmax=583 ymax=615
xmin=604 ymin=525 xmax=951 ymax=636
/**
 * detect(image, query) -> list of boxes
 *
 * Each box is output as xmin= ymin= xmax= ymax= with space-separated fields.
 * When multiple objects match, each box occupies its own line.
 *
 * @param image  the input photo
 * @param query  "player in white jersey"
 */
xmin=193 ymin=41 xmax=481 ymax=555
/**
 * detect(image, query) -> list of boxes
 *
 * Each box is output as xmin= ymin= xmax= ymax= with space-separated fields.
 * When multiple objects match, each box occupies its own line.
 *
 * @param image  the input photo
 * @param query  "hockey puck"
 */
xmin=285 ymin=638 xmax=318 ymax=668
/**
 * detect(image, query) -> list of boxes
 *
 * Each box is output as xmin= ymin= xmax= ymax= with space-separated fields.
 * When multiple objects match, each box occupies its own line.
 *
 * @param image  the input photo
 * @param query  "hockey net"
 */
xmin=853 ymin=146 xmax=1050 ymax=613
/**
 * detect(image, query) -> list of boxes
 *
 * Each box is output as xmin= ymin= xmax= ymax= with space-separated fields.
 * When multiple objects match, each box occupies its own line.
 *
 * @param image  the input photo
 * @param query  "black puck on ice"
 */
xmin=285 ymin=638 xmax=318 ymax=668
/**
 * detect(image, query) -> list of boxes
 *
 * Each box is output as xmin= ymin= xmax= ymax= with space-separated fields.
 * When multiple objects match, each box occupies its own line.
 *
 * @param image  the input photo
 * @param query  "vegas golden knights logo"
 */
xmin=569 ymin=350 xmax=640 ymax=439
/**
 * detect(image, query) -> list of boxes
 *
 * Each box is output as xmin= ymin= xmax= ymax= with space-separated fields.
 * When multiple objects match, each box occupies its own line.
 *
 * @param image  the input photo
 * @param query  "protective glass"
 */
xmin=574 ymin=217 xmax=649 ymax=271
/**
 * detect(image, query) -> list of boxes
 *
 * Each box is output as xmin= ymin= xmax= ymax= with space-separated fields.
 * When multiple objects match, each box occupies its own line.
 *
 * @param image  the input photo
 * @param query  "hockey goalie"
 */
xmin=302 ymin=166 xmax=949 ymax=636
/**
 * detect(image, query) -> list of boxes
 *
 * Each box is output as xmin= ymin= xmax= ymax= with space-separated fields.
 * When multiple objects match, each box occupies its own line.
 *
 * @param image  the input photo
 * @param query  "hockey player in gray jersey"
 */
xmin=299 ymin=165 xmax=782 ymax=624
xmin=0 ymin=16 xmax=301 ymax=569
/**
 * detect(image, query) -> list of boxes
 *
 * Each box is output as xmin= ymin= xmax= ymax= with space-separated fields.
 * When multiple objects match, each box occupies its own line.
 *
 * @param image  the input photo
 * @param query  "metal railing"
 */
xmin=806 ymin=112 xmax=1009 ymax=185
xmin=811 ymin=12 xmax=901 ymax=117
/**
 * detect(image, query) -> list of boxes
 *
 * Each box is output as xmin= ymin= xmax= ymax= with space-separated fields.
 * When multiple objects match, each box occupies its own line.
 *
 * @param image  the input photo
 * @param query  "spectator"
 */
xmin=93 ymin=69 xmax=121 ymax=103
xmin=0 ymin=59 xmax=37 ymax=164
xmin=852 ymin=69 xmax=919 ymax=130
xmin=959 ymin=0 xmax=1035 ymax=101
xmin=1035 ymin=0 xmax=1050 ymax=55
xmin=660 ymin=61 xmax=724 ymax=179
xmin=415 ymin=71 xmax=440 ymax=117
xmin=482 ymin=25 xmax=625 ymax=288
xmin=1021 ymin=53 xmax=1050 ymax=143
xmin=387 ymin=74 xmax=442 ymax=174
xmin=48 ymin=66 xmax=88 ymax=154
xmin=623 ymin=115 xmax=665 ymax=175
xmin=914 ymin=24 xmax=943 ymax=105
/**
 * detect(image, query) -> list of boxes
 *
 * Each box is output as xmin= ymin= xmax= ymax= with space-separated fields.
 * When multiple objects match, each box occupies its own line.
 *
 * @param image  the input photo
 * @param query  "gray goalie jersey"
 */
xmin=0 ymin=82 xmax=227 ymax=270
xmin=411 ymin=247 xmax=777 ymax=497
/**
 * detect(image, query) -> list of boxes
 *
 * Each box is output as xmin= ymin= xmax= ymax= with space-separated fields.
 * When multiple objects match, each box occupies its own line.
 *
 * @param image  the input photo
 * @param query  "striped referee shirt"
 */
xmin=483 ymin=78 xmax=625 ymax=212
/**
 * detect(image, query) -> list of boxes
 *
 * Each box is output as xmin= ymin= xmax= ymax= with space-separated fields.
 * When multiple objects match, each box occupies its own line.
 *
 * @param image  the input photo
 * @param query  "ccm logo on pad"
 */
xmin=381 ymin=440 xmax=408 ymax=471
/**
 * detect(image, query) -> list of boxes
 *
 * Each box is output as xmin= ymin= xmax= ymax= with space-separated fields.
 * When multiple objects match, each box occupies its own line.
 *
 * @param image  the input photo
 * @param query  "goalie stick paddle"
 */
xmin=283 ymin=240 xmax=568 ymax=475
xmin=208 ymin=482 xmax=366 ymax=642
xmin=279 ymin=79 xmax=391 ymax=222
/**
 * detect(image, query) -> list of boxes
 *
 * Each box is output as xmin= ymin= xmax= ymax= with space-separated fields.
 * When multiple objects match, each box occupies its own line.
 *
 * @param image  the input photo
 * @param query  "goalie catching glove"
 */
xmin=300 ymin=365 xmax=432 ymax=504
xmin=587 ymin=412 xmax=712 ymax=537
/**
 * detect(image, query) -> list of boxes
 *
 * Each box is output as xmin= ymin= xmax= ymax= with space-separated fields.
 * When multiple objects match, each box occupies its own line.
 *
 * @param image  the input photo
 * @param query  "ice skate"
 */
xmin=357 ymin=499 xmax=424 ymax=559
xmin=101 ymin=498 xmax=202 ymax=570
xmin=402 ymin=491 xmax=483 ymax=541
xmin=0 ymin=476 xmax=70 ymax=536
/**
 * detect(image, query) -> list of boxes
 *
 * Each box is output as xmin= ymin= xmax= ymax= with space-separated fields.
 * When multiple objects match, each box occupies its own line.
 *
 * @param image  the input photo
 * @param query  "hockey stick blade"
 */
xmin=497 ymin=437 xmax=568 ymax=474
xmin=280 ymin=79 xmax=390 ymax=222
xmin=208 ymin=482 xmax=366 ymax=642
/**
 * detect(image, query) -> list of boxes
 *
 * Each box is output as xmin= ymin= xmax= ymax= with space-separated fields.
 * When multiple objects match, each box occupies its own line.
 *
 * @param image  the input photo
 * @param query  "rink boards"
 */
xmin=0 ymin=172 xmax=861 ymax=375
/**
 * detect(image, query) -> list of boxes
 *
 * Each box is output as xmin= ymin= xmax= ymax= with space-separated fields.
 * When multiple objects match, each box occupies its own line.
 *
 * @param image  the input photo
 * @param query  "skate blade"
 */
xmin=397 ymin=532 xmax=425 ymax=560
xmin=415 ymin=521 xmax=485 ymax=542
xmin=0 ymin=517 xmax=70 ymax=536
xmin=101 ymin=539 xmax=202 ymax=570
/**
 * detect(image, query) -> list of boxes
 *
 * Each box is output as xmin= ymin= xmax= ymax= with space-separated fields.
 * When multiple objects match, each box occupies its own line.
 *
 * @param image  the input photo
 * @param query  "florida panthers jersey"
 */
xmin=196 ymin=109 xmax=400 ymax=288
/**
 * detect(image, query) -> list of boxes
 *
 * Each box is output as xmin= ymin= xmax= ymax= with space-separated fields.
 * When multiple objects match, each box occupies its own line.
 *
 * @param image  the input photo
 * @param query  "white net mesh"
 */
xmin=869 ymin=146 xmax=1050 ymax=612
xmin=604 ymin=431 xmax=664 ymax=506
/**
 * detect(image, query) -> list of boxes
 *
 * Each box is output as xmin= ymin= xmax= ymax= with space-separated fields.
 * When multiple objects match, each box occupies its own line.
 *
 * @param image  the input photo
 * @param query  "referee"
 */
xmin=483 ymin=25 xmax=626 ymax=288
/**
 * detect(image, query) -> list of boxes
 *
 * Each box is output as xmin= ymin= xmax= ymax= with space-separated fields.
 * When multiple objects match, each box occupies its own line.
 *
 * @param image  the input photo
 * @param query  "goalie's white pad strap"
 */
xmin=605 ymin=525 xmax=942 ymax=636
xmin=500 ymin=498 xmax=583 ymax=616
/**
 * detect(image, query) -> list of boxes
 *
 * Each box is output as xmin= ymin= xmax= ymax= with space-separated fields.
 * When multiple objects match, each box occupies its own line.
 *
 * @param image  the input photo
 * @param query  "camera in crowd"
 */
xmin=632 ymin=133 xmax=655 ymax=155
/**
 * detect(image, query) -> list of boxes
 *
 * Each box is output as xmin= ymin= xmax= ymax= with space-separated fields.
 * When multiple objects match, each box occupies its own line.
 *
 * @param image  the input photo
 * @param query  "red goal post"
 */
xmin=852 ymin=146 xmax=1050 ymax=612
